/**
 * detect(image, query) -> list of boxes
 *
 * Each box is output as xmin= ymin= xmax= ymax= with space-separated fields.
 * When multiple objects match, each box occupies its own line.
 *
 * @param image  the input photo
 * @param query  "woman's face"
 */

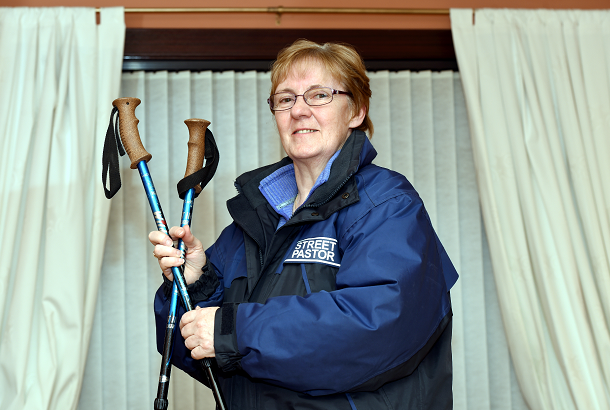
xmin=273 ymin=59 xmax=365 ymax=171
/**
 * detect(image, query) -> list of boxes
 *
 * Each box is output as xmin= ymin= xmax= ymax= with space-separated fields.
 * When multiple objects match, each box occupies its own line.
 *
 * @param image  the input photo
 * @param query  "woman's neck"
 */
xmin=292 ymin=160 xmax=325 ymax=208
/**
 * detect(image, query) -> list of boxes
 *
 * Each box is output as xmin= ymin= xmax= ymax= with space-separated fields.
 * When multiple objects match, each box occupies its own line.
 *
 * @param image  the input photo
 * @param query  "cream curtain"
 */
xmin=0 ymin=7 xmax=125 ymax=410
xmin=79 ymin=69 xmax=527 ymax=409
xmin=451 ymin=8 xmax=610 ymax=410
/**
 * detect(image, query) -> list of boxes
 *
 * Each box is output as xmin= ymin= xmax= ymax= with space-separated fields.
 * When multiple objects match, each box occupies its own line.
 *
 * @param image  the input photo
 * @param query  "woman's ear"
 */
xmin=349 ymin=105 xmax=367 ymax=129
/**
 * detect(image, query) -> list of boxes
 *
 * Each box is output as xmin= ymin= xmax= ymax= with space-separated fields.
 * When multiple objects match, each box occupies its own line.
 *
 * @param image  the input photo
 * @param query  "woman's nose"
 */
xmin=291 ymin=95 xmax=311 ymax=116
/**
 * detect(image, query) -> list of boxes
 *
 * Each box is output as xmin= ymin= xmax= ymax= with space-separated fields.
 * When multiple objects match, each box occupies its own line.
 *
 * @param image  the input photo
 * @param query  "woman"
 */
xmin=150 ymin=39 xmax=458 ymax=409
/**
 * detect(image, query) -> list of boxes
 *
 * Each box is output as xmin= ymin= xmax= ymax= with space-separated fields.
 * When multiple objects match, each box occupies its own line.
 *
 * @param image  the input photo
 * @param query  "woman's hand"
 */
xmin=180 ymin=306 xmax=219 ymax=359
xmin=148 ymin=225 xmax=206 ymax=285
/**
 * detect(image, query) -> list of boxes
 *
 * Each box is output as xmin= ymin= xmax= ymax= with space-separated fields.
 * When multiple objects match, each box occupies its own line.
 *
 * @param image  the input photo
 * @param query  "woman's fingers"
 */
xmin=180 ymin=306 xmax=218 ymax=359
xmin=149 ymin=229 xmax=185 ymax=280
xmin=153 ymin=244 xmax=182 ymax=260
xmin=171 ymin=225 xmax=207 ymax=285
xmin=168 ymin=226 xmax=187 ymax=242
xmin=169 ymin=225 xmax=201 ymax=250
xmin=148 ymin=230 xmax=173 ymax=247
xmin=158 ymin=256 xmax=185 ymax=281
xmin=150 ymin=225 xmax=206 ymax=285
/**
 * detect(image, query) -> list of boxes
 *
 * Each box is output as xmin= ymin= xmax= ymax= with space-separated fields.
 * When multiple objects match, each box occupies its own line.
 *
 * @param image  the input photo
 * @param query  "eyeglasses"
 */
xmin=267 ymin=87 xmax=352 ymax=112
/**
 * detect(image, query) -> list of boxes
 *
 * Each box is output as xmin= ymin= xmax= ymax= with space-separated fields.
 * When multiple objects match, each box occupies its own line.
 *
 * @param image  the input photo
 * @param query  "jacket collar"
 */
xmin=236 ymin=130 xmax=374 ymax=203
xmin=228 ymin=129 xmax=376 ymax=231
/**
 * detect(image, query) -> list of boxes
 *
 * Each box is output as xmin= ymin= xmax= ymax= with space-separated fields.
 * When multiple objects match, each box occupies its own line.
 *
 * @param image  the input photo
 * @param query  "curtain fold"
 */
xmin=80 ymin=69 xmax=526 ymax=409
xmin=0 ymin=7 xmax=125 ymax=410
xmin=451 ymin=8 xmax=610 ymax=410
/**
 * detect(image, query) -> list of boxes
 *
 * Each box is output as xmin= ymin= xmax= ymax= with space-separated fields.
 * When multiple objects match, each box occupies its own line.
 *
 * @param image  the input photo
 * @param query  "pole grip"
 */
xmin=183 ymin=118 xmax=210 ymax=195
xmin=113 ymin=97 xmax=152 ymax=169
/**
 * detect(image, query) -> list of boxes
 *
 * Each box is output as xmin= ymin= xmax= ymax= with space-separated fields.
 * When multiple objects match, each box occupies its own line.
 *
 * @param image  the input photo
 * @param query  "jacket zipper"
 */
xmin=287 ymin=173 xmax=354 ymax=224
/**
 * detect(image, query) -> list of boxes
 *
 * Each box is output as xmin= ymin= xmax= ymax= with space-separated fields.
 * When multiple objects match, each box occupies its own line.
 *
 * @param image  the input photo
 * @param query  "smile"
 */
xmin=293 ymin=129 xmax=317 ymax=134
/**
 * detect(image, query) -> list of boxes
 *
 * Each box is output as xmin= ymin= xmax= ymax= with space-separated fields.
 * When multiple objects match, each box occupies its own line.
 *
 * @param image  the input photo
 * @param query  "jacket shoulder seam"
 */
xmin=338 ymin=173 xmax=417 ymax=243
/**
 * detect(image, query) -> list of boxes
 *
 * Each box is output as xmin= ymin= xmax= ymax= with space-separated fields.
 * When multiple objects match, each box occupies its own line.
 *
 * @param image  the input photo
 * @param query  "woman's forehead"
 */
xmin=276 ymin=59 xmax=341 ymax=90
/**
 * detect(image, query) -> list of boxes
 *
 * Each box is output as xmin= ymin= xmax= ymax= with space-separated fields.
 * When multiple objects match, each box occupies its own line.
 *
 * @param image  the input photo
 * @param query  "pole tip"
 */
xmin=154 ymin=398 xmax=169 ymax=410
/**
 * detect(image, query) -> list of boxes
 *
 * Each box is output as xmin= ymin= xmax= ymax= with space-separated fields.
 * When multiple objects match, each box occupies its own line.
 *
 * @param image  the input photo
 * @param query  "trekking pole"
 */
xmin=155 ymin=119 xmax=208 ymax=410
xmin=110 ymin=98 xmax=226 ymax=410
xmin=155 ymin=119 xmax=226 ymax=410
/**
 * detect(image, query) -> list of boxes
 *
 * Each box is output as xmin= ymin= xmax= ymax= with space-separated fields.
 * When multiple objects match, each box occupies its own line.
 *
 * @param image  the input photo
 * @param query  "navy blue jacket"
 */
xmin=155 ymin=130 xmax=458 ymax=409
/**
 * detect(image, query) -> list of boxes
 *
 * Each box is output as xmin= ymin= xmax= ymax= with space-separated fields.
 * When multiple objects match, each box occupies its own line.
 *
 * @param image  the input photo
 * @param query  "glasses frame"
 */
xmin=267 ymin=87 xmax=352 ymax=112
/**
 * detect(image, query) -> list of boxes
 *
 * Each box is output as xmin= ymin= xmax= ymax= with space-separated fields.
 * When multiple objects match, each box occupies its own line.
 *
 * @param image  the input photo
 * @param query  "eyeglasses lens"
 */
xmin=270 ymin=88 xmax=333 ymax=111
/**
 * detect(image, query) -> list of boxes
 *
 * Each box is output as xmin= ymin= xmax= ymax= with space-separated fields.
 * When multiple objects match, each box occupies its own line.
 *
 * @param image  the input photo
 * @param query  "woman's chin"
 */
xmin=289 ymin=151 xmax=335 ymax=170
xmin=285 ymin=144 xmax=320 ymax=160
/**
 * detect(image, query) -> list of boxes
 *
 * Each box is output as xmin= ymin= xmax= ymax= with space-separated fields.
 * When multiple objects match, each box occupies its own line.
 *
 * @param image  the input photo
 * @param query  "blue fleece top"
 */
xmin=258 ymin=150 xmax=341 ymax=229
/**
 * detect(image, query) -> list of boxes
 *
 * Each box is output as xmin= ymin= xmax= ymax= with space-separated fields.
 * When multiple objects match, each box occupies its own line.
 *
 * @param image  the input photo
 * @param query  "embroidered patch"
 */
xmin=284 ymin=237 xmax=340 ymax=267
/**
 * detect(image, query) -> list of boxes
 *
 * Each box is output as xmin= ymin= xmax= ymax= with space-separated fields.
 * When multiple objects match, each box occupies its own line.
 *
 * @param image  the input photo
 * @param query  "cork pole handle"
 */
xmin=112 ymin=97 xmax=152 ymax=169
xmin=183 ymin=118 xmax=211 ymax=195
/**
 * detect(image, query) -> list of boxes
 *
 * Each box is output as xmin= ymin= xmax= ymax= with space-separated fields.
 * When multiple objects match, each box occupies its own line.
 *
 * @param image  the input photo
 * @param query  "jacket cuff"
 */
xmin=188 ymin=261 xmax=221 ymax=305
xmin=161 ymin=261 xmax=220 ymax=305
xmin=161 ymin=274 xmax=173 ymax=299
xmin=214 ymin=303 xmax=242 ymax=373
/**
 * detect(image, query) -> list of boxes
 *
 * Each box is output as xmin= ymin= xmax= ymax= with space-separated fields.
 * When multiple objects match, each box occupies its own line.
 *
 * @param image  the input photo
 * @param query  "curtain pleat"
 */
xmin=451 ymin=8 xmax=610 ymax=410
xmin=0 ymin=7 xmax=125 ymax=410
xmin=80 ymin=68 xmax=526 ymax=409
xmin=388 ymin=72 xmax=414 ymax=181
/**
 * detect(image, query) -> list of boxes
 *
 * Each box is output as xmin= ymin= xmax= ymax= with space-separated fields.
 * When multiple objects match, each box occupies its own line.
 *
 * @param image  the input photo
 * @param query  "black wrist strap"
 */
xmin=102 ymin=106 xmax=125 ymax=199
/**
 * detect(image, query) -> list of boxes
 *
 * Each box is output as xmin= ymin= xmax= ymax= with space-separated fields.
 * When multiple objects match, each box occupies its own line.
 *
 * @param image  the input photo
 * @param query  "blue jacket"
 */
xmin=155 ymin=130 xmax=459 ymax=409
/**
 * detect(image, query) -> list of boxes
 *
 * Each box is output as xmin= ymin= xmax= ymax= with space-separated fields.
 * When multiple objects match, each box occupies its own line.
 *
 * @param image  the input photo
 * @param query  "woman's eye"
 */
xmin=312 ymin=91 xmax=329 ymax=99
xmin=278 ymin=96 xmax=294 ymax=104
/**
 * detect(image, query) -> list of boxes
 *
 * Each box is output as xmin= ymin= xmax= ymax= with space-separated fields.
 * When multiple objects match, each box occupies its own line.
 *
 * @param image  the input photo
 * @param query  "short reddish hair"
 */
xmin=270 ymin=39 xmax=374 ymax=137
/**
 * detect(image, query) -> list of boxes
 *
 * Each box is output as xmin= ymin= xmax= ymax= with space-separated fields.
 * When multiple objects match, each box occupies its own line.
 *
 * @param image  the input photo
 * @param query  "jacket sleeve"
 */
xmin=216 ymin=191 xmax=455 ymax=395
xmin=153 ymin=259 xmax=224 ymax=383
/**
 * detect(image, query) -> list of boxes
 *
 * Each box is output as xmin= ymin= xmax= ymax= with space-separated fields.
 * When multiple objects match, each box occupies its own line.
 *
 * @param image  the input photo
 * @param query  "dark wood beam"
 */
xmin=123 ymin=29 xmax=457 ymax=71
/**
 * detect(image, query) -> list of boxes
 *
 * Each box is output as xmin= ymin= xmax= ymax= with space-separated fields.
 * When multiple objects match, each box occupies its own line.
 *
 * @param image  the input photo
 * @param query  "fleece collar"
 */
xmin=228 ymin=130 xmax=376 ymax=234
xmin=258 ymin=150 xmax=341 ymax=228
